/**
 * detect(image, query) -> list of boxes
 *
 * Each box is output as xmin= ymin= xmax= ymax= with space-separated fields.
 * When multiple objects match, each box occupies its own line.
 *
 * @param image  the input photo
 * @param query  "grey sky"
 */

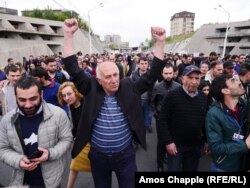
xmin=2 ymin=0 xmax=250 ymax=46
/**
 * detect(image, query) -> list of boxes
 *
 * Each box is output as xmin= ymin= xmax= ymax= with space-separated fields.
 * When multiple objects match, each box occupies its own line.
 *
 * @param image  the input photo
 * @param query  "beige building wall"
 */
xmin=0 ymin=13 xmax=104 ymax=68
xmin=170 ymin=11 xmax=195 ymax=37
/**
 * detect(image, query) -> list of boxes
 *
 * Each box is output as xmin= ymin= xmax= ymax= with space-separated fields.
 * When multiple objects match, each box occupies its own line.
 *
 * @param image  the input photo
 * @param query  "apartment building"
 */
xmin=170 ymin=11 xmax=195 ymax=37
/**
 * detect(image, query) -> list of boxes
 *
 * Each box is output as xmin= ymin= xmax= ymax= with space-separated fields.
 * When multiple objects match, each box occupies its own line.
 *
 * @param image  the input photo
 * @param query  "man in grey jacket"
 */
xmin=0 ymin=76 xmax=73 ymax=187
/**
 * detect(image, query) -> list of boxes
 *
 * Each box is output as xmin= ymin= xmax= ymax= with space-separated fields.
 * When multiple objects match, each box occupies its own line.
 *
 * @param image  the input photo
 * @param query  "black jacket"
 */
xmin=151 ymin=80 xmax=181 ymax=117
xmin=63 ymin=55 xmax=165 ymax=158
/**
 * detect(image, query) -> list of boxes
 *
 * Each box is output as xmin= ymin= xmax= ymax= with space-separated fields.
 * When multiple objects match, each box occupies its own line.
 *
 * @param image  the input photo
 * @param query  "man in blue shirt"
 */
xmin=63 ymin=18 xmax=166 ymax=188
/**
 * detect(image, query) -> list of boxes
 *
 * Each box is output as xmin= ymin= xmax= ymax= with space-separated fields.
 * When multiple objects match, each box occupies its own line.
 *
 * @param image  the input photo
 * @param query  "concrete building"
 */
xmin=104 ymin=34 xmax=121 ymax=47
xmin=170 ymin=11 xmax=195 ymax=37
xmin=165 ymin=20 xmax=250 ymax=56
xmin=104 ymin=34 xmax=121 ymax=44
xmin=104 ymin=34 xmax=129 ymax=52
xmin=0 ymin=12 xmax=104 ymax=68
xmin=0 ymin=7 xmax=17 ymax=15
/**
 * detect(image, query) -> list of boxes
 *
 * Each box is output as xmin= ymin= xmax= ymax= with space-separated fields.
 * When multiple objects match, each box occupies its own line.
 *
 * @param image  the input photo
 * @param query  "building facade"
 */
xmin=104 ymin=34 xmax=129 ymax=51
xmin=165 ymin=20 xmax=250 ymax=56
xmin=170 ymin=11 xmax=195 ymax=37
xmin=0 ymin=12 xmax=104 ymax=67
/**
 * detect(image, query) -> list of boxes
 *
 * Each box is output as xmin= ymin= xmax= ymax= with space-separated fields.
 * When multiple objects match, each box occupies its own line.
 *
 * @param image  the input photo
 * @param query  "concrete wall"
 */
xmin=0 ymin=13 xmax=104 ymax=68
xmin=165 ymin=20 xmax=250 ymax=56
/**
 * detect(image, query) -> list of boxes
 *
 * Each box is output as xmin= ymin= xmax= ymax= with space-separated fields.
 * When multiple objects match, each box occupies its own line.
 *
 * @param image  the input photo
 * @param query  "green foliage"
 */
xmin=141 ymin=32 xmax=195 ymax=52
xmin=148 ymin=40 xmax=155 ymax=48
xmin=78 ymin=17 xmax=89 ymax=31
xmin=56 ymin=13 xmax=69 ymax=21
xmin=142 ymin=46 xmax=148 ymax=51
xmin=165 ymin=32 xmax=195 ymax=43
xmin=109 ymin=44 xmax=117 ymax=50
xmin=22 ymin=7 xmax=89 ymax=31
xmin=32 ymin=9 xmax=43 ymax=18
xmin=43 ymin=7 xmax=56 ymax=20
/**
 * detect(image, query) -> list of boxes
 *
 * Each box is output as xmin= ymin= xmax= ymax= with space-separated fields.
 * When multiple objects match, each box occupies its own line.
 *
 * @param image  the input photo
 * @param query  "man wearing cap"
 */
xmin=158 ymin=65 xmax=208 ymax=171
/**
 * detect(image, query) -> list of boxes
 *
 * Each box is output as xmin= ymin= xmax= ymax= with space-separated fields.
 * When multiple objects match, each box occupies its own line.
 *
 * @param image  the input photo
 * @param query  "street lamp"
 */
xmin=214 ymin=5 xmax=230 ymax=58
xmin=88 ymin=2 xmax=104 ymax=54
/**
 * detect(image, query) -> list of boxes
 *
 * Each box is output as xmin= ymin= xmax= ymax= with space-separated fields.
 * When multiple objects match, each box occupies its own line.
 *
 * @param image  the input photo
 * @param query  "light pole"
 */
xmin=88 ymin=3 xmax=104 ymax=54
xmin=215 ymin=5 xmax=230 ymax=58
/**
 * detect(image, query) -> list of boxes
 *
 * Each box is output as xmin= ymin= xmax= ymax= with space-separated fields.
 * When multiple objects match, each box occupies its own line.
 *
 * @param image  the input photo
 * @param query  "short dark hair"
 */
xmin=209 ymin=51 xmax=217 ymax=56
xmin=31 ymin=67 xmax=50 ymax=80
xmin=45 ymin=56 xmax=56 ymax=65
xmin=173 ymin=65 xmax=179 ymax=72
xmin=4 ymin=64 xmax=20 ymax=75
xmin=138 ymin=57 xmax=148 ymax=63
xmin=198 ymin=80 xmax=210 ymax=91
xmin=239 ymin=59 xmax=250 ymax=76
xmin=165 ymin=63 xmax=173 ymax=69
xmin=210 ymin=61 xmax=222 ymax=69
xmin=7 ymin=58 xmax=13 ymax=63
xmin=210 ymin=74 xmax=232 ymax=102
xmin=77 ymin=51 xmax=82 ymax=56
xmin=15 ymin=76 xmax=42 ymax=96
xmin=238 ymin=64 xmax=250 ymax=76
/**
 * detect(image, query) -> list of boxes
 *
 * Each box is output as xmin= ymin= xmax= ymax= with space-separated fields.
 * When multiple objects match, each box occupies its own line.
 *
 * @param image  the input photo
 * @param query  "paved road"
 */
xmin=0 ymin=120 xmax=212 ymax=187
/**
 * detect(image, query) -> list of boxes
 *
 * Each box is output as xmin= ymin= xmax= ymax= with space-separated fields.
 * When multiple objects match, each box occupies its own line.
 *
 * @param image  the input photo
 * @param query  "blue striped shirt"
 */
xmin=91 ymin=96 xmax=132 ymax=153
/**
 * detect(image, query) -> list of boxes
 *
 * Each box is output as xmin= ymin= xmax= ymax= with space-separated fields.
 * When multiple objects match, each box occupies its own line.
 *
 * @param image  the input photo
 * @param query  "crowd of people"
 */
xmin=0 ymin=17 xmax=250 ymax=187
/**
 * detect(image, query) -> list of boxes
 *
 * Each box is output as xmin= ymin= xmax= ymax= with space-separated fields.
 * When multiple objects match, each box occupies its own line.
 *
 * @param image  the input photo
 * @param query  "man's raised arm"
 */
xmin=151 ymin=27 xmax=165 ymax=61
xmin=63 ymin=18 xmax=79 ymax=58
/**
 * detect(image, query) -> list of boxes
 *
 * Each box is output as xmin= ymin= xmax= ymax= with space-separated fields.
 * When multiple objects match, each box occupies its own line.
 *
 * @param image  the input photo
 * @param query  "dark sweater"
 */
xmin=70 ymin=100 xmax=83 ymax=138
xmin=158 ymin=86 xmax=207 ymax=146
xmin=20 ymin=112 xmax=44 ymax=187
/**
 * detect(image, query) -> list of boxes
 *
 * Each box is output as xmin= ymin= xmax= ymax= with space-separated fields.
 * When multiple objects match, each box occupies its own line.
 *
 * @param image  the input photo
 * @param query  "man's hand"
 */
xmin=151 ymin=27 xmax=166 ymax=60
xmin=151 ymin=27 xmax=166 ymax=43
xmin=63 ymin=18 xmax=78 ymax=57
xmin=63 ymin=18 xmax=79 ymax=36
xmin=203 ymin=143 xmax=210 ymax=155
xmin=166 ymin=142 xmax=178 ymax=156
xmin=20 ymin=156 xmax=39 ymax=171
xmin=245 ymin=134 xmax=250 ymax=149
xmin=30 ymin=147 xmax=49 ymax=163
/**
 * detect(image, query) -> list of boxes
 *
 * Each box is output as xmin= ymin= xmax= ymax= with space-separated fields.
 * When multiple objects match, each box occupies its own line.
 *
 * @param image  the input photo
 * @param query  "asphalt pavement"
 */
xmin=0 ymin=120 xmax=212 ymax=187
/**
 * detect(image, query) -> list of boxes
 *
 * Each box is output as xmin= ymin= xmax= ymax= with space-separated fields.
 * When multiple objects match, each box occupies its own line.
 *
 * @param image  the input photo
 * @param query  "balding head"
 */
xmin=96 ymin=61 xmax=120 ymax=96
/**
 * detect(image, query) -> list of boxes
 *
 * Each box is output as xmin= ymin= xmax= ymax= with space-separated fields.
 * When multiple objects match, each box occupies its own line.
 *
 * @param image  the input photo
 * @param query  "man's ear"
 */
xmin=97 ymin=78 xmax=102 ymax=85
xmin=221 ymin=88 xmax=229 ymax=95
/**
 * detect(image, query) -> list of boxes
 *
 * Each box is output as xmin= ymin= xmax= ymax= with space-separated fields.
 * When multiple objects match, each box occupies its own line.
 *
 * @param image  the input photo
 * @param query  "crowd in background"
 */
xmin=0 ymin=31 xmax=250 ymax=187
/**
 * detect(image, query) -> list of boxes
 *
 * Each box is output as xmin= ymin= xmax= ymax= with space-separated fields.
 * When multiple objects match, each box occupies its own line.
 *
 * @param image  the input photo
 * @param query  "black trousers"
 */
xmin=156 ymin=119 xmax=166 ymax=168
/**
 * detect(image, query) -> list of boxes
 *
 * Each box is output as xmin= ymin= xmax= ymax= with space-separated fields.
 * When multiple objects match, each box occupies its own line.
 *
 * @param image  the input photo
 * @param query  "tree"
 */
xmin=32 ymin=9 xmax=43 ymax=18
xmin=22 ymin=7 xmax=89 ymax=31
xmin=43 ymin=6 xmax=56 ymax=20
